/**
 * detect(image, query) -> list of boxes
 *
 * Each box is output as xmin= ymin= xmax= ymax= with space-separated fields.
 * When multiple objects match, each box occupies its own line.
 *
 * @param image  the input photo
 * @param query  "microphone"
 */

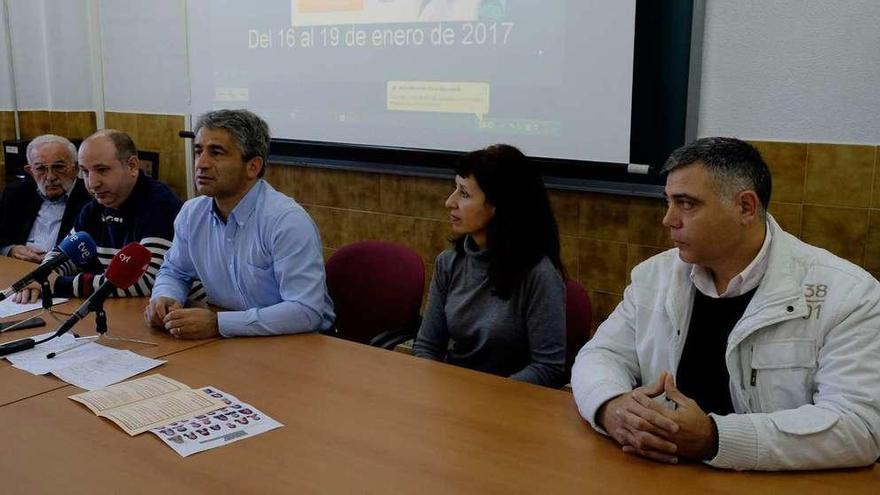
xmin=0 ymin=242 xmax=149 ymax=357
xmin=0 ymin=337 xmax=41 ymax=357
xmin=0 ymin=232 xmax=97 ymax=301
xmin=51 ymin=242 xmax=152 ymax=338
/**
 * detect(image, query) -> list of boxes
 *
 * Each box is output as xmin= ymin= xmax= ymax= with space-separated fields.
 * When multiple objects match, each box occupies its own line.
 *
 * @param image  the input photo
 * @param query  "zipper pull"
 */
xmin=750 ymin=369 xmax=757 ymax=386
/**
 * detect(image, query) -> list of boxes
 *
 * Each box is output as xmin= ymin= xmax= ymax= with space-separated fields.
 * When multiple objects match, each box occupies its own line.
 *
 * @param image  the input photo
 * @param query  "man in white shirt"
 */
xmin=571 ymin=137 xmax=880 ymax=471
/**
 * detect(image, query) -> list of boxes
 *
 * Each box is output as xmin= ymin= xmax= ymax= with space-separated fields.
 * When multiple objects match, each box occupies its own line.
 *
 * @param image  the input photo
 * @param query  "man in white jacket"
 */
xmin=572 ymin=137 xmax=880 ymax=471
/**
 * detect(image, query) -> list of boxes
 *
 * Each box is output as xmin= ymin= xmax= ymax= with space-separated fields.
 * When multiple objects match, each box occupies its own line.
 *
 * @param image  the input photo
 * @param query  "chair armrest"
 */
xmin=368 ymin=329 xmax=417 ymax=350
xmin=393 ymin=338 xmax=415 ymax=355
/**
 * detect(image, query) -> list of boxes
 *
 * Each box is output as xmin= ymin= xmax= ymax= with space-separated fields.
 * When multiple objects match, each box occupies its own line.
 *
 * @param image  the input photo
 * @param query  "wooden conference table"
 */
xmin=0 ymin=259 xmax=878 ymax=493
xmin=0 ymin=258 xmax=219 ymax=406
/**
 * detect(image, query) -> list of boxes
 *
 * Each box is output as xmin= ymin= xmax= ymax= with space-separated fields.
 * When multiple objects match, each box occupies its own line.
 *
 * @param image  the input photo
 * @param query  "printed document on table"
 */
xmin=70 ymin=374 xmax=226 ymax=436
xmin=51 ymin=350 xmax=165 ymax=390
xmin=71 ymin=374 xmax=191 ymax=412
xmin=0 ymin=298 xmax=68 ymax=318
xmin=6 ymin=336 xmax=119 ymax=375
xmin=3 ymin=331 xmax=78 ymax=369
xmin=4 ymin=333 xmax=165 ymax=389
xmin=151 ymin=387 xmax=283 ymax=457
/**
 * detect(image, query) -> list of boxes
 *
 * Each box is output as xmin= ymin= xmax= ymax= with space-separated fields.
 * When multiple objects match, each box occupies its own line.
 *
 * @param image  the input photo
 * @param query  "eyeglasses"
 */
xmin=29 ymin=162 xmax=72 ymax=176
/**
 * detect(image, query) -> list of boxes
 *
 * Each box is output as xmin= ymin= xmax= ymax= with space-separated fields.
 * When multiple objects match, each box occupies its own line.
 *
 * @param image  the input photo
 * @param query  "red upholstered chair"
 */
xmin=565 ymin=279 xmax=593 ymax=378
xmin=325 ymin=241 xmax=426 ymax=349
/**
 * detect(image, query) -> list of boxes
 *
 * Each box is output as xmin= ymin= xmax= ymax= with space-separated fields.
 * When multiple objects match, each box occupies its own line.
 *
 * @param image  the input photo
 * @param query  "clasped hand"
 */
xmin=597 ymin=372 xmax=717 ymax=464
xmin=144 ymin=296 xmax=219 ymax=339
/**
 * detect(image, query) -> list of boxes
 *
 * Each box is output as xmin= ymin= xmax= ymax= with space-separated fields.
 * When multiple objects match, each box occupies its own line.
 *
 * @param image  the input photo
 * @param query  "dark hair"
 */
xmin=453 ymin=144 xmax=565 ymax=299
xmin=662 ymin=137 xmax=772 ymax=218
xmin=194 ymin=109 xmax=271 ymax=178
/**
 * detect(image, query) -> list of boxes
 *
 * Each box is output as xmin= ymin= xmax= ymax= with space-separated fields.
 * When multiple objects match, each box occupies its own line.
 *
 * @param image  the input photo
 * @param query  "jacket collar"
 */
xmin=665 ymin=215 xmax=807 ymax=337
xmin=732 ymin=216 xmax=809 ymax=335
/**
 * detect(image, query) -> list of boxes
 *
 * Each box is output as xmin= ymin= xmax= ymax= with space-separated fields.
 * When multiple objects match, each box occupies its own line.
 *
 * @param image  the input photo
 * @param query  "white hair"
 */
xmin=26 ymin=134 xmax=77 ymax=165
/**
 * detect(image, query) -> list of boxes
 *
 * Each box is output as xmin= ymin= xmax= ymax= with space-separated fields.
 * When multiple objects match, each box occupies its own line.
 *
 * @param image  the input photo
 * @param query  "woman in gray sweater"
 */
xmin=413 ymin=144 xmax=567 ymax=387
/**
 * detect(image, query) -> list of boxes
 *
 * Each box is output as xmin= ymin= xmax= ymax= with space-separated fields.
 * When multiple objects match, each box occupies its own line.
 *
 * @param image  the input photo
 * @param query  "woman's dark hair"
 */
xmin=453 ymin=144 xmax=565 ymax=299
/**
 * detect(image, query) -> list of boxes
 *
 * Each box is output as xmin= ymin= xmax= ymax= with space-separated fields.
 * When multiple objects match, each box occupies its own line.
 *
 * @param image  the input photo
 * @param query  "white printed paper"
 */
xmin=150 ymin=388 xmax=283 ymax=457
xmin=3 ymin=331 xmax=78 ymax=369
xmin=51 ymin=350 xmax=165 ymax=390
xmin=0 ymin=298 xmax=68 ymax=318
xmin=7 ymin=337 xmax=118 ymax=375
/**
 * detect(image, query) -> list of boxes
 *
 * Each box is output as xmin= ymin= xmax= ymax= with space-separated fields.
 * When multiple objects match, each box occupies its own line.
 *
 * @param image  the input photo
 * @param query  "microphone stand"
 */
xmin=49 ymin=297 xmax=156 ymax=355
xmin=93 ymin=298 xmax=155 ymax=346
xmin=0 ymin=276 xmax=71 ymax=333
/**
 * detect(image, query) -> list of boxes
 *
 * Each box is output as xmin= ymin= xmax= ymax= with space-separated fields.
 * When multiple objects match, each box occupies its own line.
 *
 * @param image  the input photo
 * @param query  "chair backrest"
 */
xmin=565 ymin=279 xmax=593 ymax=376
xmin=325 ymin=240 xmax=425 ymax=345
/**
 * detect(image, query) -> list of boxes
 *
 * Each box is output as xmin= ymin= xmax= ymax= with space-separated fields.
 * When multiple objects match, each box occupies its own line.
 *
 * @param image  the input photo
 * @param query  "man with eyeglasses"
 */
xmin=0 ymin=135 xmax=91 ymax=263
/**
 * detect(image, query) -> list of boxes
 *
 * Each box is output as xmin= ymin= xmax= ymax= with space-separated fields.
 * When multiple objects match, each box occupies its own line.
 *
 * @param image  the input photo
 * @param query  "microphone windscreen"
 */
xmin=105 ymin=243 xmax=151 ymax=289
xmin=57 ymin=232 xmax=97 ymax=266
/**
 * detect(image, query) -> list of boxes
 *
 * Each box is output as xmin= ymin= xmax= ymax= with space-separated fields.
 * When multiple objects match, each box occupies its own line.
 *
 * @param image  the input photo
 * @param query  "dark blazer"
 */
xmin=0 ymin=177 xmax=92 ymax=251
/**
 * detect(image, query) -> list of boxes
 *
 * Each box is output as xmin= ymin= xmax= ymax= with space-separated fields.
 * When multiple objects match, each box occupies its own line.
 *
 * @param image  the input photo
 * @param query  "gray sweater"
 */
xmin=413 ymin=237 xmax=566 ymax=387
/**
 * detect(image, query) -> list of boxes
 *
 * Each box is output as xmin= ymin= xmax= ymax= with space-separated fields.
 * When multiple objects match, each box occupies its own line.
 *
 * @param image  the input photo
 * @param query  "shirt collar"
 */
xmin=691 ymin=223 xmax=772 ymax=299
xmin=211 ymin=180 xmax=263 ymax=227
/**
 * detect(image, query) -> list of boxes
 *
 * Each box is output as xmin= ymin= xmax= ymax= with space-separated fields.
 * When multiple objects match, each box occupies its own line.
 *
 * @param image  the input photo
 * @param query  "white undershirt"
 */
xmin=26 ymin=197 xmax=67 ymax=253
xmin=690 ymin=224 xmax=772 ymax=299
